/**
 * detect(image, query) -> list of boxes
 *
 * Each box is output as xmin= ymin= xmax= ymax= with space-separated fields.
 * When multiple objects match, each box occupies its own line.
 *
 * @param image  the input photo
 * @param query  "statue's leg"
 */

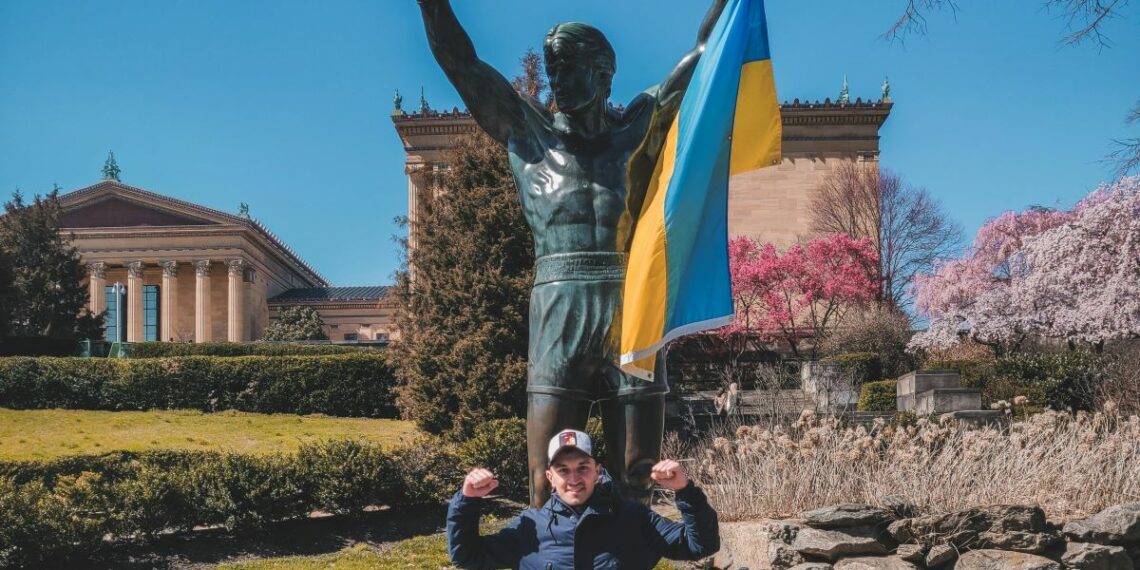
xmin=526 ymin=392 xmax=591 ymax=508
xmin=599 ymin=392 xmax=666 ymax=504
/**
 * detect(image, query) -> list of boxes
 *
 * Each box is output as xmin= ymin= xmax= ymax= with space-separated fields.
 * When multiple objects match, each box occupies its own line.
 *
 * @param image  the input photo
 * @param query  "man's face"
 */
xmin=545 ymin=42 xmax=599 ymax=112
xmin=545 ymin=449 xmax=601 ymax=507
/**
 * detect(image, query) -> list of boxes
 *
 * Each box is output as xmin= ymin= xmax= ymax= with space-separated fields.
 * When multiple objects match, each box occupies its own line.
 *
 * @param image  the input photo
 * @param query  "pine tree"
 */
xmin=0 ymin=188 xmax=103 ymax=339
xmin=389 ymin=53 xmax=545 ymax=439
xmin=262 ymin=305 xmax=329 ymax=341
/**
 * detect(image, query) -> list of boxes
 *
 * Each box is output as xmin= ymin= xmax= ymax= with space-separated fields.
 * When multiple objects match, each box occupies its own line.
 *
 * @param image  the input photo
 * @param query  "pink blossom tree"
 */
xmin=911 ymin=176 xmax=1140 ymax=353
xmin=726 ymin=233 xmax=879 ymax=360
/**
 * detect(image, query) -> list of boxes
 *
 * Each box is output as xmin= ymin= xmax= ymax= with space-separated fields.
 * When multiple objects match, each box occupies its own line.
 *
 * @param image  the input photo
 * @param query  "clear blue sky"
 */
xmin=2 ymin=1 xmax=1137 ymax=286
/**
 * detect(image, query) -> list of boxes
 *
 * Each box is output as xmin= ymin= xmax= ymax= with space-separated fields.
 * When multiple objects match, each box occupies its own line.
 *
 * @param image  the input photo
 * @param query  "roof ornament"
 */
xmin=419 ymin=86 xmax=432 ymax=115
xmin=881 ymin=76 xmax=892 ymax=103
xmin=393 ymin=88 xmax=404 ymax=115
xmin=101 ymin=150 xmax=121 ymax=181
xmin=838 ymin=74 xmax=850 ymax=105
xmin=238 ymin=202 xmax=251 ymax=219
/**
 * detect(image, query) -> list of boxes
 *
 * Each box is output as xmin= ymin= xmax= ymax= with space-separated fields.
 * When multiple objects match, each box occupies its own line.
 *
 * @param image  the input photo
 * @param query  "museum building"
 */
xmin=61 ymin=177 xmax=395 ymax=343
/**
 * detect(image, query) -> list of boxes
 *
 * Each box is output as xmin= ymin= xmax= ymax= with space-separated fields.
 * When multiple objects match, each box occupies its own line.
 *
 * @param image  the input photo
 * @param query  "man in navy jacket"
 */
xmin=446 ymin=429 xmax=720 ymax=569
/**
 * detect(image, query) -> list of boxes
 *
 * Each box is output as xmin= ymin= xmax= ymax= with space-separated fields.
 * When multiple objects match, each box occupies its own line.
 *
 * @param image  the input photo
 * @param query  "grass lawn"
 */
xmin=0 ymin=408 xmax=418 ymax=461
xmin=214 ymin=537 xmax=681 ymax=570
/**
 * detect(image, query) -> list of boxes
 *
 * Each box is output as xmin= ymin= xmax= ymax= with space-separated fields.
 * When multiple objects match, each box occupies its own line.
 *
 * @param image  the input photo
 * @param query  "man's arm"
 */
xmin=647 ymin=460 xmax=721 ymax=560
xmin=655 ymin=0 xmax=730 ymax=111
xmin=417 ymin=0 xmax=529 ymax=146
xmin=446 ymin=469 xmax=525 ymax=569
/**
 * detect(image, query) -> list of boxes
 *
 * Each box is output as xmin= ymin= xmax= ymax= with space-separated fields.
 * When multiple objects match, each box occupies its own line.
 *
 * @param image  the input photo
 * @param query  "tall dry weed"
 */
xmin=693 ymin=409 xmax=1140 ymax=522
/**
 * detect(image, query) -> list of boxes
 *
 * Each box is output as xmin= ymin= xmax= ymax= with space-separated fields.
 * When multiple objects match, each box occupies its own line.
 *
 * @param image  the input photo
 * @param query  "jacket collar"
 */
xmin=544 ymin=479 xmax=616 ymax=518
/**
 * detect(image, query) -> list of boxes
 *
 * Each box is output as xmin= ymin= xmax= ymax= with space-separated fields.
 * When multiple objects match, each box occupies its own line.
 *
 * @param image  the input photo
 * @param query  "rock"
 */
xmin=1063 ymin=504 xmax=1140 ymax=545
xmin=803 ymin=504 xmax=896 ymax=529
xmin=887 ymin=505 xmax=1046 ymax=547
xmin=832 ymin=556 xmax=917 ymax=569
xmin=954 ymin=549 xmax=1063 ymax=570
xmin=1061 ymin=541 xmax=1134 ymax=570
xmin=976 ymin=530 xmax=1062 ymax=553
xmin=924 ymin=544 xmax=956 ymax=567
xmin=710 ymin=550 xmax=734 ymax=570
xmin=882 ymin=495 xmax=918 ymax=519
xmin=895 ymin=543 xmax=925 ymax=563
xmin=769 ymin=540 xmax=807 ymax=569
xmin=788 ymin=564 xmax=833 ymax=570
xmin=790 ymin=527 xmax=889 ymax=561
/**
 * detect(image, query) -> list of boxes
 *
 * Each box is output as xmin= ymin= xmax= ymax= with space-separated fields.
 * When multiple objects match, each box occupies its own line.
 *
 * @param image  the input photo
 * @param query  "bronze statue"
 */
xmin=417 ymin=0 xmax=728 ymax=507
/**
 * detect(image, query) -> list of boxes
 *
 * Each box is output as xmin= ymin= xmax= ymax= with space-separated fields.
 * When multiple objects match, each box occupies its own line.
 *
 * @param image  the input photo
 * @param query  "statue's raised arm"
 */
xmin=656 ymin=0 xmax=730 ymax=110
xmin=417 ymin=0 xmax=528 ymax=146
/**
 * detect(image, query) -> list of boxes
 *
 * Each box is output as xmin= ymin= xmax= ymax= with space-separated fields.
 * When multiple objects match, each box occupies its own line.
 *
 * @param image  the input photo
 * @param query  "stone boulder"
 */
xmin=832 ymin=556 xmax=917 ymax=569
xmin=769 ymin=540 xmax=807 ymax=569
xmin=789 ymin=526 xmax=889 ymax=561
xmin=803 ymin=504 xmax=896 ymax=529
xmin=954 ymin=549 xmax=1063 ymax=570
xmin=788 ymin=564 xmax=833 ymax=570
xmin=924 ymin=543 xmax=956 ymax=567
xmin=895 ymin=543 xmax=925 ymax=564
xmin=887 ymin=505 xmax=1046 ymax=546
xmin=976 ymin=530 xmax=1062 ymax=553
xmin=1061 ymin=541 xmax=1134 ymax=569
xmin=1063 ymin=504 xmax=1140 ymax=545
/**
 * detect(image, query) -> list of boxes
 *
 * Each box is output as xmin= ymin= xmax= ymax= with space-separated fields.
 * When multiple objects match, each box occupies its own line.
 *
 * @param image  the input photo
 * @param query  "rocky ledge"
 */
xmin=707 ymin=502 xmax=1140 ymax=569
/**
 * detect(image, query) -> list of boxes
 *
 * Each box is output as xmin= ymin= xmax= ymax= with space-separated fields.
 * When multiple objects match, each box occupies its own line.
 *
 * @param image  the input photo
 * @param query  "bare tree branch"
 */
xmin=811 ymin=163 xmax=963 ymax=310
xmin=882 ymin=0 xmax=960 ymax=43
xmin=1107 ymin=137 xmax=1140 ymax=177
xmin=1044 ymin=0 xmax=1129 ymax=48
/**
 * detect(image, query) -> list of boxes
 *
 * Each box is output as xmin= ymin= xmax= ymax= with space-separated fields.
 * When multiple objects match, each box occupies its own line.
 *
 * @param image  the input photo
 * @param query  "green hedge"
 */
xmin=826 ymin=352 xmax=883 ymax=384
xmin=127 ymin=342 xmax=376 ymax=358
xmin=927 ymin=352 xmax=1104 ymax=412
xmin=857 ymin=380 xmax=897 ymax=412
xmin=0 ymin=440 xmax=457 ymax=568
xmin=0 ymin=353 xmax=398 ymax=417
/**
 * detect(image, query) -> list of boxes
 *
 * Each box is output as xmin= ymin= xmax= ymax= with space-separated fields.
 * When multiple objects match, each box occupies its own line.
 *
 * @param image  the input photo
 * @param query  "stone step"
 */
xmin=913 ymin=388 xmax=982 ymax=415
xmin=896 ymin=370 xmax=962 ymax=411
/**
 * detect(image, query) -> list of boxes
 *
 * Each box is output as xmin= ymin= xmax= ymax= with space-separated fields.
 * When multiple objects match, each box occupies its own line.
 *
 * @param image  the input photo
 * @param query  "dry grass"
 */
xmin=0 ymin=409 xmax=418 ymax=461
xmin=693 ymin=409 xmax=1140 ymax=523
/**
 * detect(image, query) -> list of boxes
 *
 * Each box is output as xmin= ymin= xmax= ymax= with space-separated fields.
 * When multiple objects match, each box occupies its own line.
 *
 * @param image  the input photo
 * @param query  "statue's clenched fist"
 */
xmin=462 ymin=468 xmax=500 ymax=498
xmin=649 ymin=459 xmax=690 ymax=491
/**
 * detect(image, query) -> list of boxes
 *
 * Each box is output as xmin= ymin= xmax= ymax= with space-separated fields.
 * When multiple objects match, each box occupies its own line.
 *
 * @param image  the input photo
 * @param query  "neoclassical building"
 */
xmin=61 ymin=178 xmax=394 ymax=343
xmin=392 ymin=90 xmax=893 ymax=250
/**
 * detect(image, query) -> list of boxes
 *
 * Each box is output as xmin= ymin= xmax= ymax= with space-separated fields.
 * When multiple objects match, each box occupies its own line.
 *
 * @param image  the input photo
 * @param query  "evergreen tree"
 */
xmin=262 ymin=306 xmax=329 ymax=341
xmin=0 ymin=188 xmax=103 ymax=339
xmin=390 ymin=53 xmax=544 ymax=438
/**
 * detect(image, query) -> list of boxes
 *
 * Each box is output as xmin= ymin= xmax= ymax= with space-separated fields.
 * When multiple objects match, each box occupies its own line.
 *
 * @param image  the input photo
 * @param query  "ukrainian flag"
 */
xmin=620 ymin=0 xmax=781 ymax=380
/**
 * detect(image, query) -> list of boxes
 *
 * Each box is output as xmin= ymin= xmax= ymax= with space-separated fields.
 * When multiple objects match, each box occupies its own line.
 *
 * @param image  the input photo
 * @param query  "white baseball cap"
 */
xmin=547 ymin=429 xmax=594 ymax=462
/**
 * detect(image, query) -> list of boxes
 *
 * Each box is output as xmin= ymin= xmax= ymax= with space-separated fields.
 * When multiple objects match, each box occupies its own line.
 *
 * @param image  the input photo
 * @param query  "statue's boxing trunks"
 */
xmin=527 ymin=252 xmax=669 ymax=401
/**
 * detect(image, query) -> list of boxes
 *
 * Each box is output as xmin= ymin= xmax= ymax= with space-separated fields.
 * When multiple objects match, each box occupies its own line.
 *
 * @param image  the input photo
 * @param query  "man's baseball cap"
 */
xmin=547 ymin=429 xmax=594 ymax=462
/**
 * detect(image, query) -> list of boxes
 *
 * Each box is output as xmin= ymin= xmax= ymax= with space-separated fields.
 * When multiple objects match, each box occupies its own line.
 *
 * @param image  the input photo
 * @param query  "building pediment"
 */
xmin=59 ymin=180 xmax=242 ymax=229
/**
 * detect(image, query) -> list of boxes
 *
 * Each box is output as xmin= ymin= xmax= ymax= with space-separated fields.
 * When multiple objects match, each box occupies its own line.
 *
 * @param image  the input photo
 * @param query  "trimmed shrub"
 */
xmin=127 ymin=342 xmax=374 ymax=358
xmin=928 ymin=352 xmax=1104 ymax=411
xmin=825 ymin=352 xmax=882 ymax=384
xmin=452 ymin=418 xmax=528 ymax=501
xmin=0 ymin=439 xmax=462 ymax=565
xmin=0 ymin=353 xmax=398 ymax=417
xmin=857 ymin=380 xmax=897 ymax=412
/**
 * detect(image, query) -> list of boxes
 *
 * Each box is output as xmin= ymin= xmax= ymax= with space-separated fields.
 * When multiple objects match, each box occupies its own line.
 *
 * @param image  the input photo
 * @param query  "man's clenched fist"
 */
xmin=462 ymin=468 xmax=499 ymax=498
xmin=649 ymin=459 xmax=689 ymax=491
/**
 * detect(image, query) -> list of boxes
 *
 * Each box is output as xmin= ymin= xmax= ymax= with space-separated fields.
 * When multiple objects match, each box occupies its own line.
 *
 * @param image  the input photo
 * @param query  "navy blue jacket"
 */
xmin=446 ymin=479 xmax=719 ymax=569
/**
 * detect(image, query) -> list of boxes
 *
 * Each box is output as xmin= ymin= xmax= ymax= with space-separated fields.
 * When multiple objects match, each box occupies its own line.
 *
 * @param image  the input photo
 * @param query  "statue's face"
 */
xmin=545 ymin=41 xmax=601 ymax=112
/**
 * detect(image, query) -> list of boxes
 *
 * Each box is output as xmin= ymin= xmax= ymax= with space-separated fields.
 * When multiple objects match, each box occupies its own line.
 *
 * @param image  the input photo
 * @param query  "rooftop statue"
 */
xmin=417 ymin=0 xmax=729 ymax=507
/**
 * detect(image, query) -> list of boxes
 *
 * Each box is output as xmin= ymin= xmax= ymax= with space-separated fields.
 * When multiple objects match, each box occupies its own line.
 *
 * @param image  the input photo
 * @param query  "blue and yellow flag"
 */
xmin=620 ymin=0 xmax=781 ymax=379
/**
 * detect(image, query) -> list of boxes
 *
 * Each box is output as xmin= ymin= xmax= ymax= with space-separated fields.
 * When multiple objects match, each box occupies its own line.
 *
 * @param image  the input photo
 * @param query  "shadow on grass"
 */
xmin=87 ymin=499 xmax=525 ymax=570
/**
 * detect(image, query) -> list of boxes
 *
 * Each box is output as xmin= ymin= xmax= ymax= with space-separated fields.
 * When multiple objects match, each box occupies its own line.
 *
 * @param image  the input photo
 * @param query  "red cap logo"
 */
xmin=560 ymin=432 xmax=577 ymax=448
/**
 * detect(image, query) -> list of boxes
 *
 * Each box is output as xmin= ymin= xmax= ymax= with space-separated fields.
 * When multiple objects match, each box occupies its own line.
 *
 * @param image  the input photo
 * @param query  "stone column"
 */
xmin=87 ymin=262 xmax=106 ymax=316
xmin=160 ymin=261 xmax=179 ymax=342
xmin=226 ymin=259 xmax=246 ymax=342
xmin=126 ymin=261 xmax=145 ymax=342
xmin=194 ymin=260 xmax=212 ymax=343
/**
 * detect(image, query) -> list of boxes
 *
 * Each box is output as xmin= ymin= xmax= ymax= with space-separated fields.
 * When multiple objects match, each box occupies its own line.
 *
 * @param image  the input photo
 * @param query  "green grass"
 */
xmin=214 ymin=537 xmax=681 ymax=570
xmin=0 ymin=408 xmax=418 ymax=461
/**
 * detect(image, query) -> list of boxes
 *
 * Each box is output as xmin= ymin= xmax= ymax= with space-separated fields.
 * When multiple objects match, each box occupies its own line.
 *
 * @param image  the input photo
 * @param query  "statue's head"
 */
xmin=544 ymin=23 xmax=615 ymax=113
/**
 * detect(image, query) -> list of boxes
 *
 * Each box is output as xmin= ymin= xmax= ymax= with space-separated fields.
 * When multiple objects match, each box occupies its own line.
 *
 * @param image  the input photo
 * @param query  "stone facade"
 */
xmin=392 ymin=98 xmax=892 ymax=251
xmin=60 ymin=180 xmax=392 ymax=343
